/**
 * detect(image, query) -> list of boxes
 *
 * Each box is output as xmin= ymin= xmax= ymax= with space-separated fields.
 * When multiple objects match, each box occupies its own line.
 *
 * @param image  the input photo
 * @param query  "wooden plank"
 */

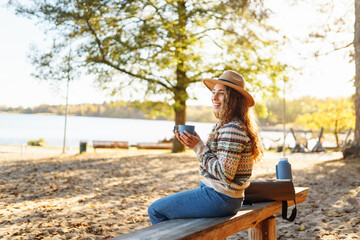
xmin=92 ymin=140 xmax=129 ymax=149
xmin=248 ymin=215 xmax=276 ymax=240
xmin=112 ymin=187 xmax=308 ymax=240
xmin=112 ymin=218 xmax=233 ymax=240
xmin=136 ymin=142 xmax=172 ymax=149
xmin=181 ymin=187 xmax=308 ymax=240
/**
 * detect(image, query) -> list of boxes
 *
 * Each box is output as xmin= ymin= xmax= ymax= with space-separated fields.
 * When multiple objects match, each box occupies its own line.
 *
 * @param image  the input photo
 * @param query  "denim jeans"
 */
xmin=148 ymin=181 xmax=243 ymax=225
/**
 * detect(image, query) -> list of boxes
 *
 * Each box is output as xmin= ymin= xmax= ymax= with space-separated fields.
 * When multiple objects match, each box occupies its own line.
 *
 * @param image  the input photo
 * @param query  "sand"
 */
xmin=0 ymin=145 xmax=359 ymax=239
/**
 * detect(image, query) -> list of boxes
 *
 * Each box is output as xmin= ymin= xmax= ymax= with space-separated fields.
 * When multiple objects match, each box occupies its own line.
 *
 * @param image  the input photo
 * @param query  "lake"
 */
xmin=0 ymin=113 xmax=215 ymax=147
xmin=1 ymin=113 xmax=311 ymax=149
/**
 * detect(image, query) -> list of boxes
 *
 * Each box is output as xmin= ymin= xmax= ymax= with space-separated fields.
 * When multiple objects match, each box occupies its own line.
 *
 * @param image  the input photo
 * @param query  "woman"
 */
xmin=148 ymin=70 xmax=263 ymax=225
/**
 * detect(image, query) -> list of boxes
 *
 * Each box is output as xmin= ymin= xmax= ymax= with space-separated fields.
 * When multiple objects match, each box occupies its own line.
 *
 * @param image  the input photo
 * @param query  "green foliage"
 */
xmin=262 ymin=96 xmax=321 ymax=125
xmin=129 ymin=100 xmax=174 ymax=120
xmin=254 ymin=102 xmax=268 ymax=119
xmin=296 ymin=97 xmax=355 ymax=148
xmin=9 ymin=0 xmax=288 ymax=112
xmin=9 ymin=0 xmax=290 ymax=152
xmin=27 ymin=138 xmax=47 ymax=146
xmin=186 ymin=105 xmax=217 ymax=123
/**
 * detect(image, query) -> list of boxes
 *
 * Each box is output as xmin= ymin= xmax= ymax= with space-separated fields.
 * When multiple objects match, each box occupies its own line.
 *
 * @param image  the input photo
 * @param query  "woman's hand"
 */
xmin=173 ymin=130 xmax=200 ymax=149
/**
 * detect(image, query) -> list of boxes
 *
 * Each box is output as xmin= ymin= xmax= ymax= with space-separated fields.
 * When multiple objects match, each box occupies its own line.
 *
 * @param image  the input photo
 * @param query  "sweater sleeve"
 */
xmin=193 ymin=124 xmax=249 ymax=184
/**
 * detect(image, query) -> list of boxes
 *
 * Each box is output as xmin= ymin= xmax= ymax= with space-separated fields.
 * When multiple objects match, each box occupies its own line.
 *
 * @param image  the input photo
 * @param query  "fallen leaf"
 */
xmin=325 ymin=212 xmax=341 ymax=217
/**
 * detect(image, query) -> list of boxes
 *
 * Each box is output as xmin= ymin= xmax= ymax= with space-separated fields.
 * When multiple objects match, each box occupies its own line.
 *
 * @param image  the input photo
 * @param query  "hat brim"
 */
xmin=203 ymin=78 xmax=255 ymax=107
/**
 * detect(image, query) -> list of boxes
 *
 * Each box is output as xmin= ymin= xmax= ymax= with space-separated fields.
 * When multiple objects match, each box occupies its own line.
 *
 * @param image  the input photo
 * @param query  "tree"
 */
xmin=29 ymin=42 xmax=79 ymax=153
xmin=287 ymin=0 xmax=359 ymax=157
xmin=263 ymin=96 xmax=319 ymax=125
xmin=8 ymin=0 xmax=288 ymax=152
xmin=296 ymin=97 xmax=355 ymax=149
xmin=344 ymin=0 xmax=360 ymax=157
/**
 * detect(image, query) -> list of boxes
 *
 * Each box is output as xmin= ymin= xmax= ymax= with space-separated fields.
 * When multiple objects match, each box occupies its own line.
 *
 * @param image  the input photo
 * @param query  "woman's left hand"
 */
xmin=173 ymin=130 xmax=200 ymax=149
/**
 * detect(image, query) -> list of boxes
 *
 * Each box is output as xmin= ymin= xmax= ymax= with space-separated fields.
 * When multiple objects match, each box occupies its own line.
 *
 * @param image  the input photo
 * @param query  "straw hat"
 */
xmin=203 ymin=70 xmax=255 ymax=107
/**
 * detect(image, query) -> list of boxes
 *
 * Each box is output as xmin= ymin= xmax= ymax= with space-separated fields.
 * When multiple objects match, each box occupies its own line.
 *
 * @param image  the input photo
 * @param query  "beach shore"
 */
xmin=0 ymin=145 xmax=359 ymax=239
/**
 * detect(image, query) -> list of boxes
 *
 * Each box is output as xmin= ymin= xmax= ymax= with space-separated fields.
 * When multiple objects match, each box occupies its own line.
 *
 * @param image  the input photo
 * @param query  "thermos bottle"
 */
xmin=276 ymin=157 xmax=293 ymax=180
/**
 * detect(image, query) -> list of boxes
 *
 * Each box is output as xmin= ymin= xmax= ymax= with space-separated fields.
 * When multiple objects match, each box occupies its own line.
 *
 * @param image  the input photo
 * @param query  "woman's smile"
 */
xmin=211 ymin=84 xmax=226 ymax=114
xmin=213 ymin=102 xmax=221 ymax=109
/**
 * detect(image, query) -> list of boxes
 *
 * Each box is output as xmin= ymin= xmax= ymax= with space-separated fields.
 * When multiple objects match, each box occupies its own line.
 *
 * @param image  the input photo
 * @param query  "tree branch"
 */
xmin=315 ymin=42 xmax=354 ymax=57
xmin=84 ymin=16 xmax=173 ymax=91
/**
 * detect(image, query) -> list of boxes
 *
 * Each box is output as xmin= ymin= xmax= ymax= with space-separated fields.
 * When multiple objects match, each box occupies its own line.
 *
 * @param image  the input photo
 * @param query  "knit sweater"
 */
xmin=193 ymin=121 xmax=254 ymax=198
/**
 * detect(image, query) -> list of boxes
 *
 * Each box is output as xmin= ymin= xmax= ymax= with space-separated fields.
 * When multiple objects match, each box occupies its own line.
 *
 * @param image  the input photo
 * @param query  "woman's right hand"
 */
xmin=173 ymin=130 xmax=200 ymax=149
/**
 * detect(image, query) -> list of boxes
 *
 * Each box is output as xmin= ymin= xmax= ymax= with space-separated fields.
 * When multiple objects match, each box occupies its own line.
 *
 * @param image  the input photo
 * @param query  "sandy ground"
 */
xmin=0 ymin=145 xmax=359 ymax=239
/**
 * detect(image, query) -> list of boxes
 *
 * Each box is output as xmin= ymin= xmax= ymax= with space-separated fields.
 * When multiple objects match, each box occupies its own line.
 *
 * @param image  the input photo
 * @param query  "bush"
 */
xmin=27 ymin=138 xmax=47 ymax=146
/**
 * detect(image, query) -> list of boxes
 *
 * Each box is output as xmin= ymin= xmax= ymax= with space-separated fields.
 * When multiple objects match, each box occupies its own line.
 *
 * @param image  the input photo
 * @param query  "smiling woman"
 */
xmin=148 ymin=70 xmax=264 ymax=224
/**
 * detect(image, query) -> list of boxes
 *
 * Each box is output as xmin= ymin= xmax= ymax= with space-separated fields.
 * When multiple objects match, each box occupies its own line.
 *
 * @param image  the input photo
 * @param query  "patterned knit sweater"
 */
xmin=193 ymin=121 xmax=254 ymax=198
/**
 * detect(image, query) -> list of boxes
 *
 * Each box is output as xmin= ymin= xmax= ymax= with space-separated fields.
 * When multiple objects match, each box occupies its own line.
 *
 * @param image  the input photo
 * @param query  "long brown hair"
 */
xmin=213 ymin=86 xmax=263 ymax=163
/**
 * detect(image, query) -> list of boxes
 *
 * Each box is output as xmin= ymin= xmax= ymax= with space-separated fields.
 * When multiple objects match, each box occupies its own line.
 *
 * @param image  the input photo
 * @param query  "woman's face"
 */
xmin=211 ymin=83 xmax=226 ymax=114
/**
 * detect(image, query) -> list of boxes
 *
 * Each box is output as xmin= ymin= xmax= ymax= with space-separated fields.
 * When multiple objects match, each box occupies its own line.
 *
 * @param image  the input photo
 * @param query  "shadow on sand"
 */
xmin=0 ymin=151 xmax=359 ymax=239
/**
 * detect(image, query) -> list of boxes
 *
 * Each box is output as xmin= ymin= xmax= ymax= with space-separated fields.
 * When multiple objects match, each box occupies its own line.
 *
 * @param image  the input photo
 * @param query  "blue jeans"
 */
xmin=148 ymin=181 xmax=243 ymax=225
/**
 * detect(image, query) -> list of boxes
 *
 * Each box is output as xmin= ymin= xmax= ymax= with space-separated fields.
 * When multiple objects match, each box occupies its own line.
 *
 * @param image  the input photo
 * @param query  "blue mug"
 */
xmin=276 ymin=157 xmax=293 ymax=180
xmin=174 ymin=125 xmax=195 ymax=136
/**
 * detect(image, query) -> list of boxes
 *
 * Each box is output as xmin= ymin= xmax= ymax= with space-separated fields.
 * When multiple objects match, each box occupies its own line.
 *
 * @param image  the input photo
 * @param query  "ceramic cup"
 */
xmin=174 ymin=125 xmax=195 ymax=136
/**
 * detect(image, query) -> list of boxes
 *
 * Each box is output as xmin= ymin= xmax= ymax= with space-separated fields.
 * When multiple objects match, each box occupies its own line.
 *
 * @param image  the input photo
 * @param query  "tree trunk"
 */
xmin=344 ymin=0 xmax=360 ymax=158
xmin=355 ymin=0 xmax=360 ymax=149
xmin=172 ymin=98 xmax=186 ymax=153
xmin=335 ymin=120 xmax=340 ymax=149
xmin=171 ymin=67 xmax=188 ymax=153
xmin=335 ymin=131 xmax=340 ymax=149
xmin=171 ymin=0 xmax=188 ymax=153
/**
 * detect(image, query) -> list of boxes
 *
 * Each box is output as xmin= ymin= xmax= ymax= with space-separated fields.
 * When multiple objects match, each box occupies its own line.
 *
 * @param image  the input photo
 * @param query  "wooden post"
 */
xmin=282 ymin=78 xmax=286 ymax=157
xmin=248 ymin=215 xmax=277 ymax=240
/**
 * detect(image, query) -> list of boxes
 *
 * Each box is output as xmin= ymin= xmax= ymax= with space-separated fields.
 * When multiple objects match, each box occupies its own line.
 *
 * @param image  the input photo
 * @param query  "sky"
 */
xmin=0 ymin=1 xmax=356 ymax=108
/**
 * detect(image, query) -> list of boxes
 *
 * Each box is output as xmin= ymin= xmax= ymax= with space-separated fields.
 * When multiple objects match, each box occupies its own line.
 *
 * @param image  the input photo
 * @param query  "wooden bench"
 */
xmin=136 ymin=142 xmax=172 ymax=150
xmin=112 ymin=187 xmax=308 ymax=240
xmin=92 ymin=140 xmax=129 ymax=151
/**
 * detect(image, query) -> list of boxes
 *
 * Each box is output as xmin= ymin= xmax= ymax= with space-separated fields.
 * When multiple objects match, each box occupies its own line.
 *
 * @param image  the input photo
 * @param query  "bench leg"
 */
xmin=248 ymin=215 xmax=276 ymax=240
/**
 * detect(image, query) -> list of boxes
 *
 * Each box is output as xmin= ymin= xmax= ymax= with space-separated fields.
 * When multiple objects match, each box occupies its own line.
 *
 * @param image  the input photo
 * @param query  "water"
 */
xmin=4 ymin=113 xmax=334 ymax=150
xmin=0 ymin=113 xmax=214 ymax=147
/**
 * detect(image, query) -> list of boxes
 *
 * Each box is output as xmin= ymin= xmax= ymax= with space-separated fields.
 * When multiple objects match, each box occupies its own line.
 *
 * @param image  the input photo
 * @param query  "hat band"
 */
xmin=218 ymin=78 xmax=241 ymax=88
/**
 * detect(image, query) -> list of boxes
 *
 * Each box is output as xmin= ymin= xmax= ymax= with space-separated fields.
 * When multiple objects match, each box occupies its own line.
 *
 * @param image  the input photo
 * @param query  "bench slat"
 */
xmin=93 ymin=141 xmax=129 ymax=149
xmin=112 ymin=187 xmax=308 ymax=240
xmin=112 ymin=217 xmax=232 ymax=240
